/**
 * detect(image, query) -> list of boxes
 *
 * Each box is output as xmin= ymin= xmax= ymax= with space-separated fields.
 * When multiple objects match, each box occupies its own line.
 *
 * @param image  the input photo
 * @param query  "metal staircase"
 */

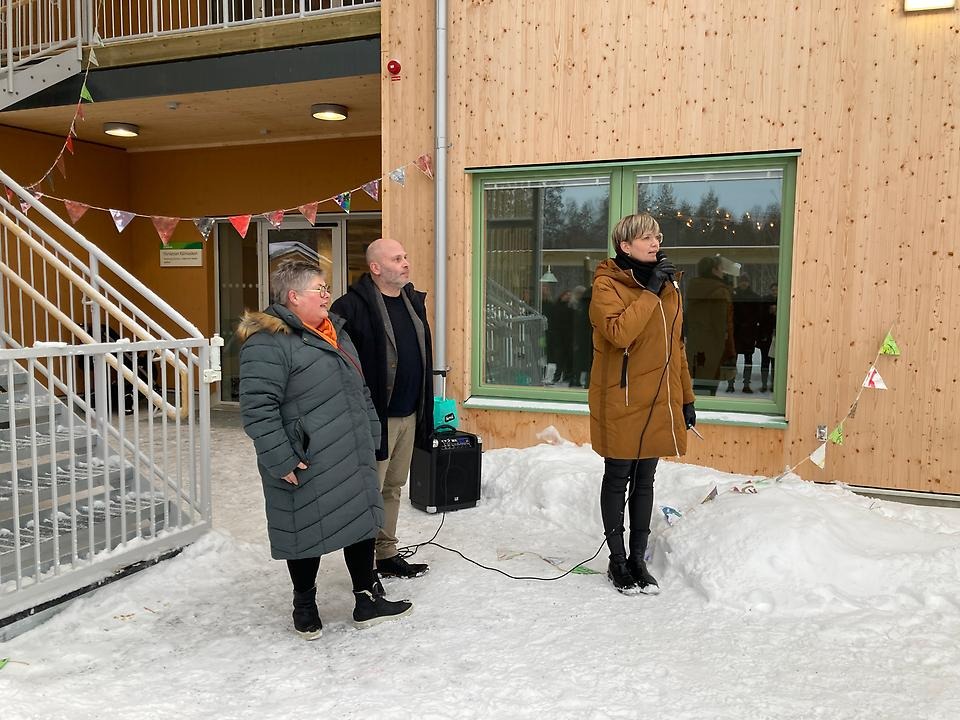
xmin=0 ymin=168 xmax=220 ymax=637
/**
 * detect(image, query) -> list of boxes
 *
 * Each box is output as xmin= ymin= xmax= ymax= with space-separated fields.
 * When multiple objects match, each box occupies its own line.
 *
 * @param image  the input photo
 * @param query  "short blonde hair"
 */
xmin=611 ymin=213 xmax=659 ymax=252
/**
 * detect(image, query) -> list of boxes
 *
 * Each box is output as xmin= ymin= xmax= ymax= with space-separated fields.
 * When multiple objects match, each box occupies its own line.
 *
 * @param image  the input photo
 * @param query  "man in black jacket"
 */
xmin=331 ymin=238 xmax=434 ymax=579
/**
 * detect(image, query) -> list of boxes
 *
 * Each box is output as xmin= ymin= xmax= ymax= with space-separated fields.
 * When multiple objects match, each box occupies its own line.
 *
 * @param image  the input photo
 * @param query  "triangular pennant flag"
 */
xmin=880 ymin=331 xmax=900 ymax=356
xmin=361 ymin=180 xmax=380 ymax=202
xmin=110 ymin=209 xmax=135 ymax=233
xmin=56 ymin=155 xmax=67 ymax=179
xmin=661 ymin=505 xmax=683 ymax=526
xmin=848 ymin=399 xmax=859 ymax=419
xmin=3 ymin=185 xmax=12 ymax=202
xmin=334 ymin=192 xmax=351 ymax=213
xmin=701 ymin=485 xmax=719 ymax=503
xmin=0 ymin=658 xmax=8 ymax=671
xmin=92 ymin=30 xmax=104 ymax=46
xmin=19 ymin=199 xmax=30 ymax=215
xmin=88 ymin=47 xmax=99 ymax=67
xmin=193 ymin=217 xmax=215 ymax=241
xmin=229 ymin=214 xmax=252 ymax=238
xmin=76 ymin=103 xmax=85 ymax=121
xmin=152 ymin=216 xmax=179 ymax=246
xmin=414 ymin=153 xmax=434 ymax=179
xmin=570 ymin=565 xmax=601 ymax=575
xmin=862 ymin=366 xmax=888 ymax=390
xmin=810 ymin=443 xmax=827 ymax=469
xmin=44 ymin=175 xmax=56 ymax=192
xmin=63 ymin=200 xmax=89 ymax=224
xmin=79 ymin=83 xmax=94 ymax=103
xmin=266 ymin=209 xmax=285 ymax=228
xmin=298 ymin=202 xmax=318 ymax=225
xmin=828 ymin=424 xmax=844 ymax=446
xmin=388 ymin=167 xmax=406 ymax=186
xmin=65 ymin=135 xmax=75 ymax=154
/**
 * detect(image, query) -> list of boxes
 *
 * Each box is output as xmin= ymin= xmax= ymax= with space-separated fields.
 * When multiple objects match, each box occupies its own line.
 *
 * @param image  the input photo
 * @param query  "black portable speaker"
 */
xmin=409 ymin=430 xmax=482 ymax=513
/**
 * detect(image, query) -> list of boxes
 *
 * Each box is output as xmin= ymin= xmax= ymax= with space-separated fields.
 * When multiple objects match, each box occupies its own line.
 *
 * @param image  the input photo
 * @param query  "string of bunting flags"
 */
xmin=2 ymin=1 xmax=436 ymax=247
xmin=5 ymin=152 xmax=434 ymax=246
xmin=692 ymin=326 xmax=902 ymax=506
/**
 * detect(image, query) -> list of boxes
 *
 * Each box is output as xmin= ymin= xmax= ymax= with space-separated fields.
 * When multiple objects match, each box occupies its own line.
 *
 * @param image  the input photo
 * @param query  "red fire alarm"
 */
xmin=387 ymin=59 xmax=401 ymax=77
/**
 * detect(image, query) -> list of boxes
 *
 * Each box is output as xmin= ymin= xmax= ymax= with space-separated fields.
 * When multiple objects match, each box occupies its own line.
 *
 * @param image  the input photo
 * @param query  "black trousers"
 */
xmin=600 ymin=457 xmax=659 ymax=560
xmin=286 ymin=538 xmax=376 ymax=594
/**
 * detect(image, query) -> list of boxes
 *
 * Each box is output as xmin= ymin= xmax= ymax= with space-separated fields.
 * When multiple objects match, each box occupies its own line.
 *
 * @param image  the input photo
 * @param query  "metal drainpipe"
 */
xmin=434 ymin=0 xmax=448 ymax=373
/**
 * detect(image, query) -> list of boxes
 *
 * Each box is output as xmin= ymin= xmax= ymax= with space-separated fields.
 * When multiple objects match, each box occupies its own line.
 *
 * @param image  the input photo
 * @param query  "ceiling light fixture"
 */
xmin=904 ymin=0 xmax=955 ymax=9
xmin=311 ymin=103 xmax=348 ymax=121
xmin=103 ymin=122 xmax=140 ymax=138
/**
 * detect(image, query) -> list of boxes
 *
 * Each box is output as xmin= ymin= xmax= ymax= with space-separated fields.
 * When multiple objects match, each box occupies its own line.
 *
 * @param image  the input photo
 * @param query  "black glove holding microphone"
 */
xmin=643 ymin=251 xmax=677 ymax=295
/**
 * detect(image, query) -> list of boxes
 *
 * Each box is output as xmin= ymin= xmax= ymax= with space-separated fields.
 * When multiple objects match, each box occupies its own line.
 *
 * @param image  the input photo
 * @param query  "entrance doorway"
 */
xmin=215 ymin=213 xmax=381 ymax=402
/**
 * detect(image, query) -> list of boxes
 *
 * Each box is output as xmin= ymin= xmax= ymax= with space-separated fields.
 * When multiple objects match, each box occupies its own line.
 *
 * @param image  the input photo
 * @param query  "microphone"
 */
xmin=656 ymin=250 xmax=680 ymax=290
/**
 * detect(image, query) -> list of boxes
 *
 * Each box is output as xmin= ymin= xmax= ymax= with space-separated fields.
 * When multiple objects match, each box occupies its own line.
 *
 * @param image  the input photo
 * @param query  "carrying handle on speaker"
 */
xmin=434 ymin=423 xmax=458 ymax=436
xmin=433 ymin=367 xmax=450 ymax=400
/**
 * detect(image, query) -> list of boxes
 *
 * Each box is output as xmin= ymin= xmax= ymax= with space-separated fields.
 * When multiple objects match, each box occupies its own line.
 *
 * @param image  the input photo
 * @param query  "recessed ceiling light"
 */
xmin=311 ymin=103 xmax=348 ymax=121
xmin=103 ymin=122 xmax=140 ymax=138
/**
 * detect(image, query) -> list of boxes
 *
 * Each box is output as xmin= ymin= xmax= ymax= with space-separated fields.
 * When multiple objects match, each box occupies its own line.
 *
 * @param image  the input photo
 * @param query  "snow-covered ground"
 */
xmin=3 ymin=410 xmax=960 ymax=719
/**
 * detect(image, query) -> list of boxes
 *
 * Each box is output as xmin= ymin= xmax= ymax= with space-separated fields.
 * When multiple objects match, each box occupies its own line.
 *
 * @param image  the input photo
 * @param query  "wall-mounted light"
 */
xmin=103 ymin=122 xmax=140 ymax=138
xmin=904 ymin=0 xmax=955 ymax=10
xmin=311 ymin=103 xmax=348 ymax=121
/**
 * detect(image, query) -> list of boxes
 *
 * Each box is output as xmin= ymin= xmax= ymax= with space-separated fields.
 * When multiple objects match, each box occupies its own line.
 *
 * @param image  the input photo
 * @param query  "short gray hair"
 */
xmin=270 ymin=260 xmax=323 ymax=306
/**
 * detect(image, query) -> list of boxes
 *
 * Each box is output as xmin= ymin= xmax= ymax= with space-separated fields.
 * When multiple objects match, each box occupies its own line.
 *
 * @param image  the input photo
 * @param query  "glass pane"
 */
xmin=267 ymin=226 xmax=334 ymax=302
xmin=217 ymin=221 xmax=260 ymax=402
xmin=637 ymin=170 xmax=781 ymax=399
xmin=483 ymin=177 xmax=609 ymax=389
xmin=345 ymin=218 xmax=382 ymax=290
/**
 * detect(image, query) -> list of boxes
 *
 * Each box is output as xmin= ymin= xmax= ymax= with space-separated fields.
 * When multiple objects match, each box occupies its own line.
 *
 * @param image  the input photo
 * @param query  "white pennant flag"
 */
xmin=810 ymin=443 xmax=827 ymax=469
xmin=862 ymin=366 xmax=888 ymax=390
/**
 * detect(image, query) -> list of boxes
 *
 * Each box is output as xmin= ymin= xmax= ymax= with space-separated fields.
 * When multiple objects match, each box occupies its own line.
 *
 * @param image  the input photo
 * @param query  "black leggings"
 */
xmin=286 ymin=538 xmax=376 ymax=594
xmin=600 ymin=457 xmax=659 ymax=560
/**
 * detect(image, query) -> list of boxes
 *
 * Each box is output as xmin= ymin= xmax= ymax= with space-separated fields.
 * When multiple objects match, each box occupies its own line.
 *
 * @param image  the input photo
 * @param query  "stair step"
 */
xmin=0 ymin=51 xmax=83 ymax=111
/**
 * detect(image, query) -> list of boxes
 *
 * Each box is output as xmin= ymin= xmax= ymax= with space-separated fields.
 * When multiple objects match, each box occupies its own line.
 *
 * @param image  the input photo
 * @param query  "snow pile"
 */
xmin=481 ymin=439 xmax=960 ymax=616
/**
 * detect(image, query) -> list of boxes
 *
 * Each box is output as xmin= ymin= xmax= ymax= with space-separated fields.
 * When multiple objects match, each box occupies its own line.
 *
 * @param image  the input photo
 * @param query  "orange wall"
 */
xmin=126 ymin=135 xmax=381 ymax=335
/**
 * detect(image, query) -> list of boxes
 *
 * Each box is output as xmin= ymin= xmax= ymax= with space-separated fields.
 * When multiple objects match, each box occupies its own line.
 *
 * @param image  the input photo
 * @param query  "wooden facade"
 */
xmin=382 ymin=0 xmax=960 ymax=494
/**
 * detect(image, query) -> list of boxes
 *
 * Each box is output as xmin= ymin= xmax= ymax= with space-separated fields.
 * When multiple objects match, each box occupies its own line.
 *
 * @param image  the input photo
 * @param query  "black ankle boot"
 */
xmin=607 ymin=556 xmax=641 ymax=595
xmin=627 ymin=557 xmax=661 ymax=595
xmin=353 ymin=579 xmax=413 ymax=628
xmin=292 ymin=586 xmax=323 ymax=640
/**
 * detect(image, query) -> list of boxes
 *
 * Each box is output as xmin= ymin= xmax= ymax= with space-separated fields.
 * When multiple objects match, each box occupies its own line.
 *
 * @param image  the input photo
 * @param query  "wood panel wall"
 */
xmin=384 ymin=0 xmax=960 ymax=493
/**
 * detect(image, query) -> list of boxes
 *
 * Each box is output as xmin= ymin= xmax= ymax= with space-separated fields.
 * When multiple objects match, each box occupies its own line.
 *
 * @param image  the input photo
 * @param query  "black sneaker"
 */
xmin=627 ymin=558 xmax=661 ymax=595
xmin=742 ymin=385 xmax=754 ymax=394
xmin=376 ymin=554 xmax=429 ymax=579
xmin=292 ymin=586 xmax=323 ymax=640
xmin=353 ymin=581 xmax=413 ymax=628
xmin=607 ymin=559 xmax=642 ymax=595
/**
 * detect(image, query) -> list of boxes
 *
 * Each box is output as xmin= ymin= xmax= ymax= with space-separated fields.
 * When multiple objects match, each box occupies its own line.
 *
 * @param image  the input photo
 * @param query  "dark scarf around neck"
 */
xmin=613 ymin=250 xmax=658 ymax=287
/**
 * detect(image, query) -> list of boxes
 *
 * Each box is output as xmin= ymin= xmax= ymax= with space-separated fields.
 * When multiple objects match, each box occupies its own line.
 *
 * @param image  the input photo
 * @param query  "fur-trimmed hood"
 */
xmin=236 ymin=309 xmax=291 ymax=344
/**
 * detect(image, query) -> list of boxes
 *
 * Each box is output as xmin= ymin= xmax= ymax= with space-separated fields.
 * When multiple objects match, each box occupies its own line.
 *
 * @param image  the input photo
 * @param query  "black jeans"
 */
xmin=286 ymin=537 xmax=376 ymax=594
xmin=600 ymin=457 xmax=659 ymax=561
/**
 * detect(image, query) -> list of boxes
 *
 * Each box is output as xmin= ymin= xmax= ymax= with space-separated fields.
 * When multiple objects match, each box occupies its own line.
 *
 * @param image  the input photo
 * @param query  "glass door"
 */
xmin=265 ymin=218 xmax=343 ymax=302
xmin=216 ymin=220 xmax=261 ymax=402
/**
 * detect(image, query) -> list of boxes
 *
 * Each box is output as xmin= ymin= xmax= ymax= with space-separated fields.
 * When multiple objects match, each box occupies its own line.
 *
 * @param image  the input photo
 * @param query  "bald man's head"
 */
xmin=366 ymin=238 xmax=410 ymax=296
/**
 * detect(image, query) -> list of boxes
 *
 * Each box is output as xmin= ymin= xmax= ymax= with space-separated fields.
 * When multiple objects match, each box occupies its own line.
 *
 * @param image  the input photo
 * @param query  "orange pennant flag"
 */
xmin=298 ymin=202 xmax=318 ymax=225
xmin=415 ymin=153 xmax=434 ymax=179
xmin=56 ymin=155 xmax=67 ymax=179
xmin=266 ymin=209 xmax=284 ymax=228
xmin=64 ymin=200 xmax=89 ymax=224
xmin=65 ymin=135 xmax=75 ymax=154
xmin=152 ymin=216 xmax=179 ymax=246
xmin=229 ymin=214 xmax=252 ymax=238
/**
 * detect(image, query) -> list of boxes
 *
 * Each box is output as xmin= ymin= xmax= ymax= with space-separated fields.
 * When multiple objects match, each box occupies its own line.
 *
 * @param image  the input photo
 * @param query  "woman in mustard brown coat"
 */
xmin=588 ymin=213 xmax=696 ymax=595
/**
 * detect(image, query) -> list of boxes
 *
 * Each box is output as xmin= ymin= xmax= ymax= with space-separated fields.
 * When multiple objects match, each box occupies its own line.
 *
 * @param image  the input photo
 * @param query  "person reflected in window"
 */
xmin=568 ymin=285 xmax=591 ymax=387
xmin=684 ymin=256 xmax=734 ymax=397
xmin=756 ymin=282 xmax=778 ymax=393
xmin=730 ymin=273 xmax=762 ymax=393
xmin=588 ymin=213 xmax=696 ymax=596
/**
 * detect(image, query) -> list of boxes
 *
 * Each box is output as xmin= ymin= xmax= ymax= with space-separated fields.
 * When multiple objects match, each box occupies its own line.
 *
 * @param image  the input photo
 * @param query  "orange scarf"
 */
xmin=311 ymin=317 xmax=338 ymax=348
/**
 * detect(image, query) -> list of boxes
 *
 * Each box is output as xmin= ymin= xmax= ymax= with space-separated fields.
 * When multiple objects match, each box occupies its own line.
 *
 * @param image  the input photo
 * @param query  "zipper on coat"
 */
xmin=658 ymin=300 xmax=680 ymax=457
xmin=620 ymin=349 xmax=629 ymax=406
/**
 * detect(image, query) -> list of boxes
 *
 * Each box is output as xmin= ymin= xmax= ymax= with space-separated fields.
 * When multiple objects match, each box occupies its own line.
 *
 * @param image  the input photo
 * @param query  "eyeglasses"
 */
xmin=299 ymin=285 xmax=330 ymax=296
xmin=637 ymin=233 xmax=664 ymax=244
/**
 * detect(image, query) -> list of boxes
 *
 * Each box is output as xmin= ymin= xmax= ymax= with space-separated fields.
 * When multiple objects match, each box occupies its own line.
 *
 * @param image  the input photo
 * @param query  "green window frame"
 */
xmin=469 ymin=151 xmax=797 ymax=417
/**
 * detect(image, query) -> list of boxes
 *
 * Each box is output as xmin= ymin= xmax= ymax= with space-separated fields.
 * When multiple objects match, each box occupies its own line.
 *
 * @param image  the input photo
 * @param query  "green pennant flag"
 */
xmin=80 ymin=83 xmax=94 ymax=103
xmin=570 ymin=565 xmax=600 ymax=575
xmin=880 ymin=331 xmax=900 ymax=356
xmin=0 ymin=658 xmax=9 ymax=670
xmin=828 ymin=424 xmax=844 ymax=445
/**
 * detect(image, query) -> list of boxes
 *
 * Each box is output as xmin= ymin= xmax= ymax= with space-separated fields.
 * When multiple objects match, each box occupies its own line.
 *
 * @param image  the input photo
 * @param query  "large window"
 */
xmin=471 ymin=153 xmax=796 ymax=415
